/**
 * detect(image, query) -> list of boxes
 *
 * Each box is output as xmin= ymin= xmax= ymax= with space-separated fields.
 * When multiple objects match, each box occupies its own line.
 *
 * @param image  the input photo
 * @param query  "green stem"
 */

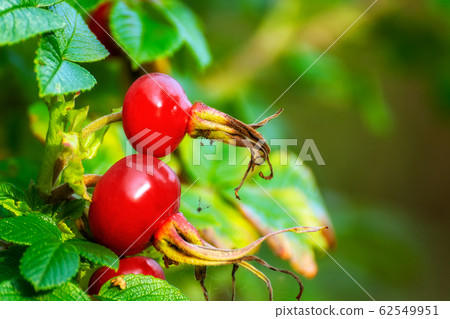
xmin=50 ymin=111 xmax=122 ymax=191
xmin=37 ymin=96 xmax=74 ymax=196
xmin=81 ymin=110 xmax=122 ymax=139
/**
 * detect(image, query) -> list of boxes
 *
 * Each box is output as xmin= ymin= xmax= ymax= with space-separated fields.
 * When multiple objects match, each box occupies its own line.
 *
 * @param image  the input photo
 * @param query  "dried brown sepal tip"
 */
xmin=110 ymin=275 xmax=126 ymax=290
xmin=152 ymin=212 xmax=326 ymax=300
xmin=187 ymin=102 xmax=283 ymax=199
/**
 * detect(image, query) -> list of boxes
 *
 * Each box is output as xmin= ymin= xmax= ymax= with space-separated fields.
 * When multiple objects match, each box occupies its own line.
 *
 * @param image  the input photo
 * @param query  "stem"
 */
xmin=49 ymin=174 xmax=102 ymax=203
xmin=50 ymin=110 xmax=123 ymax=188
xmin=52 ymin=157 xmax=67 ymax=186
xmin=37 ymin=97 xmax=74 ymax=196
xmin=81 ymin=110 xmax=123 ymax=139
xmin=194 ymin=266 xmax=209 ymax=301
xmin=231 ymin=264 xmax=239 ymax=301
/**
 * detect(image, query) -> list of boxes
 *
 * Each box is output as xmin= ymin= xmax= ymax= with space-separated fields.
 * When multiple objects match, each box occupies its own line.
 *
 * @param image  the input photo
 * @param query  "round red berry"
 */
xmin=122 ymin=73 xmax=192 ymax=158
xmin=88 ymin=256 xmax=165 ymax=295
xmin=89 ymin=154 xmax=181 ymax=255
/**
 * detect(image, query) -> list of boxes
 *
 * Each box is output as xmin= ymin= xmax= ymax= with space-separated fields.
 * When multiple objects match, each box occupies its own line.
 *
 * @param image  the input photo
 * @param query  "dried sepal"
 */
xmin=153 ymin=212 xmax=326 ymax=300
xmin=187 ymin=103 xmax=283 ymax=199
xmin=110 ymin=275 xmax=126 ymax=290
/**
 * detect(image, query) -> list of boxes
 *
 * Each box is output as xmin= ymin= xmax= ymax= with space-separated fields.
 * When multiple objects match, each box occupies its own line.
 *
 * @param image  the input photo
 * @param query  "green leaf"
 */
xmin=180 ymin=186 xmax=259 ymax=248
xmin=0 ymin=246 xmax=26 ymax=283
xmin=24 ymin=183 xmax=53 ymax=214
xmin=59 ymin=198 xmax=86 ymax=220
xmin=0 ymin=246 xmax=36 ymax=301
xmin=0 ymin=182 xmax=25 ymax=202
xmin=98 ymin=274 xmax=188 ymax=301
xmin=35 ymin=2 xmax=109 ymax=96
xmin=66 ymin=0 xmax=102 ymax=12
xmin=228 ymin=151 xmax=334 ymax=278
xmin=0 ymin=0 xmax=65 ymax=45
xmin=49 ymin=2 xmax=108 ymax=62
xmin=57 ymin=221 xmax=76 ymax=241
xmin=62 ymin=156 xmax=87 ymax=199
xmin=0 ymin=182 xmax=30 ymax=216
xmin=37 ymin=282 xmax=89 ymax=301
xmin=0 ymin=278 xmax=35 ymax=301
xmin=67 ymin=239 xmax=119 ymax=270
xmin=20 ymin=240 xmax=80 ymax=290
xmin=81 ymin=124 xmax=126 ymax=175
xmin=156 ymin=0 xmax=211 ymax=68
xmin=82 ymin=126 xmax=109 ymax=159
xmin=110 ymin=1 xmax=182 ymax=67
xmin=0 ymin=215 xmax=62 ymax=245
xmin=178 ymin=138 xmax=250 ymax=189
xmin=35 ymin=36 xmax=97 ymax=96
xmin=234 ymin=187 xmax=323 ymax=277
xmin=95 ymin=295 xmax=116 ymax=301
xmin=36 ymin=1 xmax=63 ymax=6
xmin=67 ymin=106 xmax=89 ymax=133
xmin=179 ymin=140 xmax=334 ymax=277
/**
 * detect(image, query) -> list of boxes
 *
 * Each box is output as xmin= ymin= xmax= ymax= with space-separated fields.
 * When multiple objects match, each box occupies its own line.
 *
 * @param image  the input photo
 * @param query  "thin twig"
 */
xmin=231 ymin=264 xmax=239 ymax=301
xmin=81 ymin=110 xmax=123 ymax=139
xmin=49 ymin=174 xmax=102 ymax=203
xmin=195 ymin=266 xmax=209 ymax=301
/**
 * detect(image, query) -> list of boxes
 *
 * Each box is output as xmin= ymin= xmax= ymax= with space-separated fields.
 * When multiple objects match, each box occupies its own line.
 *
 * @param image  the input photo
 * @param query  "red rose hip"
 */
xmin=87 ymin=2 xmax=121 ymax=56
xmin=122 ymin=73 xmax=192 ymax=158
xmin=122 ymin=72 xmax=282 ymax=198
xmin=88 ymin=256 xmax=165 ymax=295
xmin=88 ymin=154 xmax=181 ymax=255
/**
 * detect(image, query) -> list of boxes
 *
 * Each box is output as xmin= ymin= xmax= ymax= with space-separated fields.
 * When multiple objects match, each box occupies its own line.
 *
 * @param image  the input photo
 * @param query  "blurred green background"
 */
xmin=1 ymin=0 xmax=449 ymax=300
